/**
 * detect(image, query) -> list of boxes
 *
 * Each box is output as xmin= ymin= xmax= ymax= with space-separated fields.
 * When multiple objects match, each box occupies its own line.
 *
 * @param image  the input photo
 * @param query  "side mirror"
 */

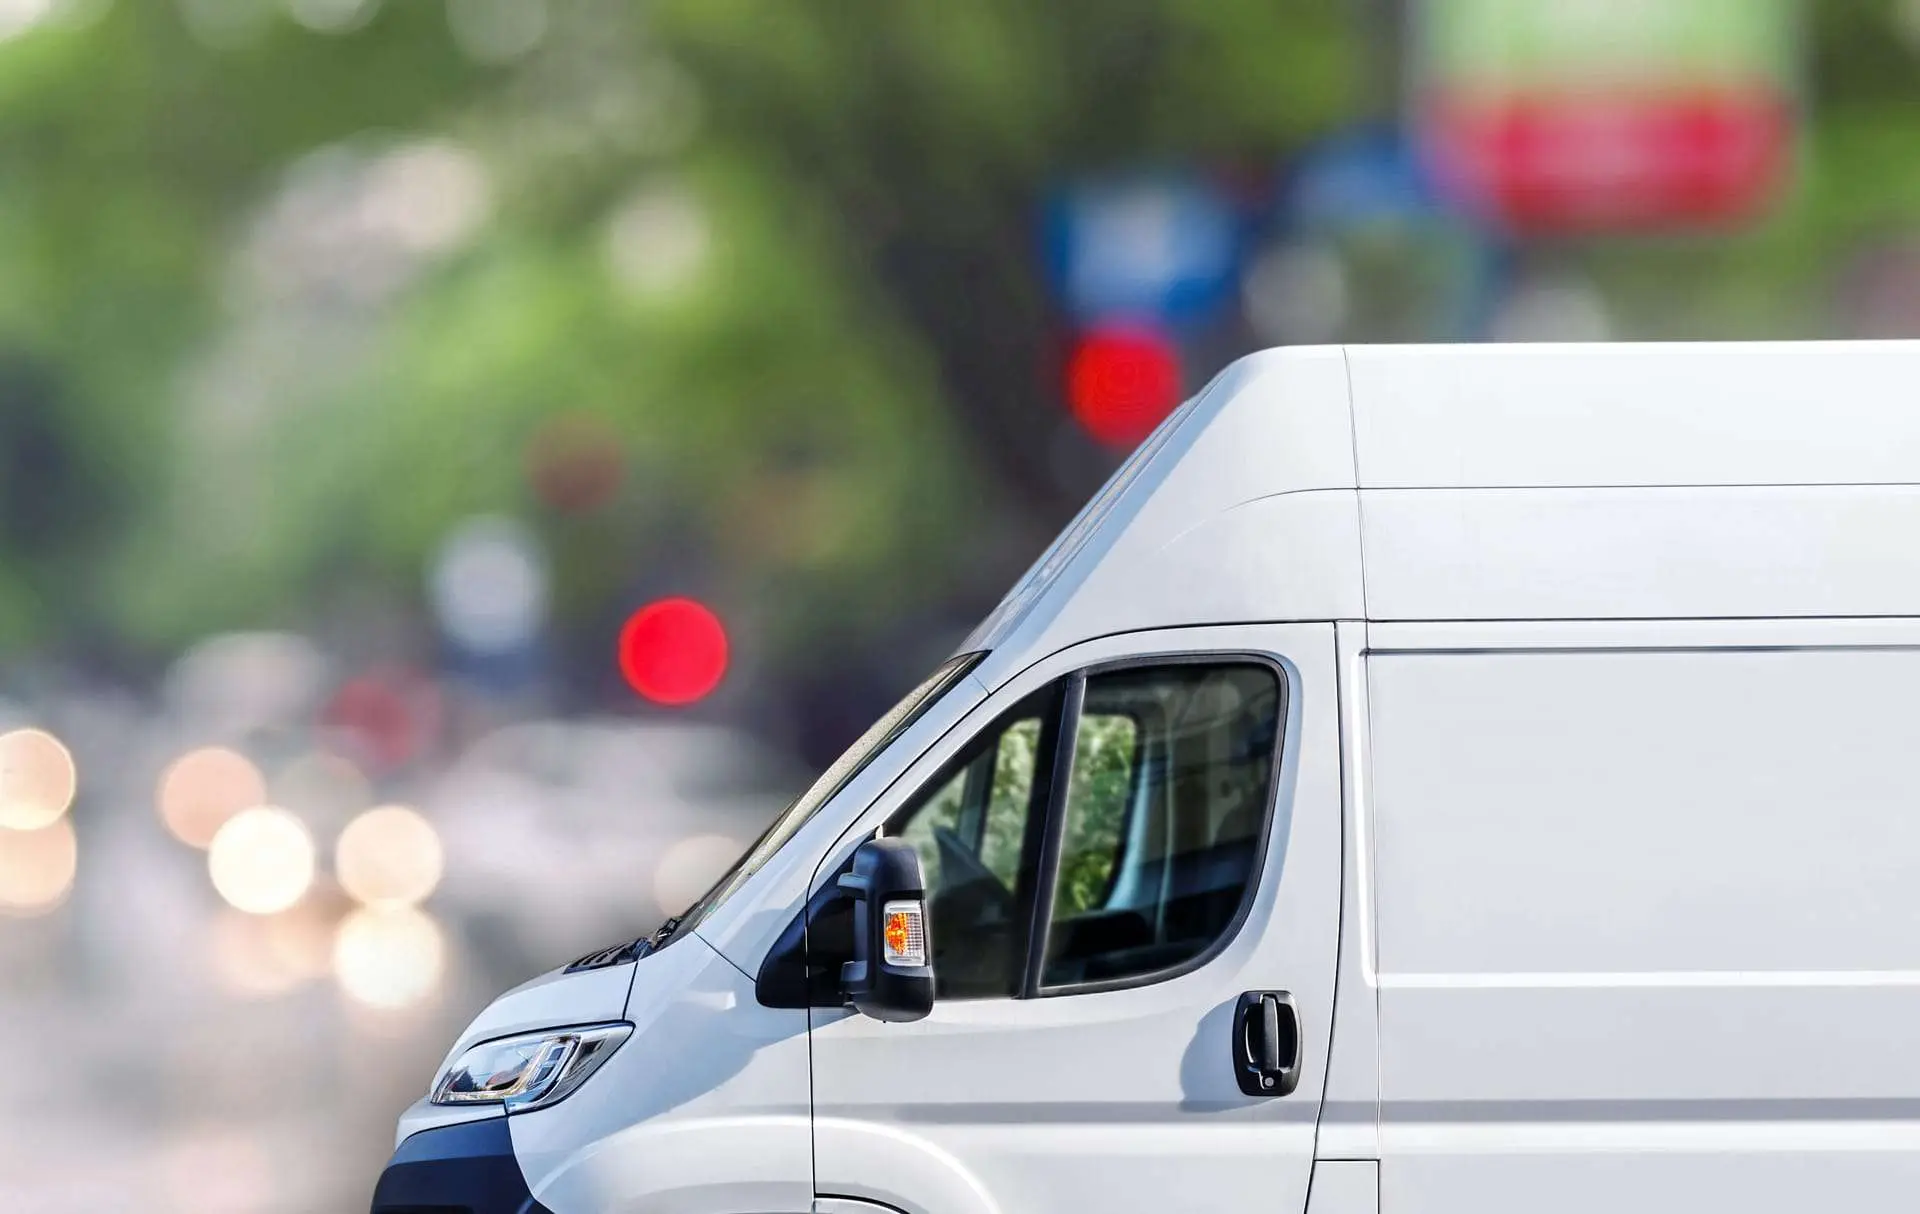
xmin=838 ymin=836 xmax=936 ymax=1022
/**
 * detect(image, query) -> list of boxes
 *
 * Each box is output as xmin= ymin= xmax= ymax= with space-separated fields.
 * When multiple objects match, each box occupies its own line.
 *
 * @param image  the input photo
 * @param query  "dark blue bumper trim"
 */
xmin=371 ymin=1115 xmax=552 ymax=1214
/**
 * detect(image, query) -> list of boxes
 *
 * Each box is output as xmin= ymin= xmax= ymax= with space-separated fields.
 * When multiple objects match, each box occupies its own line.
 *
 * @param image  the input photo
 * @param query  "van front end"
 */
xmin=371 ymin=351 xmax=1368 ymax=1214
xmin=373 ymin=653 xmax=990 ymax=1214
xmin=372 ymin=926 xmax=813 ymax=1214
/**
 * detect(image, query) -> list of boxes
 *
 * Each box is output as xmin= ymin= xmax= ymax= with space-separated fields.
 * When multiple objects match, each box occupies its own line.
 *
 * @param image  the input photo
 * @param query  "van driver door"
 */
xmin=806 ymin=624 xmax=1342 ymax=1214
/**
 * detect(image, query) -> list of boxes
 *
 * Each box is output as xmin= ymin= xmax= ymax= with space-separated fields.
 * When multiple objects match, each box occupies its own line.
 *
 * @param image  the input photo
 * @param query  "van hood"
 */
xmin=438 ymin=958 xmax=637 ymax=1068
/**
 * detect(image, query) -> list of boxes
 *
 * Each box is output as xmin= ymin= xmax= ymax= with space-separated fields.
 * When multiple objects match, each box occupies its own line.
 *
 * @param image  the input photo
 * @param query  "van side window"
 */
xmin=890 ymin=689 xmax=1058 ymax=1000
xmin=1040 ymin=663 xmax=1282 ymax=991
xmin=781 ymin=661 xmax=1284 ymax=1011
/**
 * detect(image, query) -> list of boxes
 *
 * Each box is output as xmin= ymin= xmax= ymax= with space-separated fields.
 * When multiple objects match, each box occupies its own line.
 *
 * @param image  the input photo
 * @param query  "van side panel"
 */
xmin=1317 ymin=621 xmax=1380 ymax=1161
xmin=1307 ymin=1161 xmax=1379 ymax=1214
xmin=1360 ymin=485 xmax=1920 ymax=621
xmin=1368 ymin=646 xmax=1920 ymax=1214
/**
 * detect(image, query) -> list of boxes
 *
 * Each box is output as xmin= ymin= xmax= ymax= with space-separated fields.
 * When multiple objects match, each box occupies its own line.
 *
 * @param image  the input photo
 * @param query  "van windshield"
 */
xmin=659 ymin=651 xmax=985 ymax=945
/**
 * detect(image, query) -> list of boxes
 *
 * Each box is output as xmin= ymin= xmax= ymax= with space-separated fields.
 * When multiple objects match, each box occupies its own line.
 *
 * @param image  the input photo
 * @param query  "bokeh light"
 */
xmin=269 ymin=751 xmax=372 ymax=831
xmin=321 ymin=669 xmax=439 ymax=772
xmin=335 ymin=805 xmax=444 ymax=908
xmin=447 ymin=0 xmax=548 ymax=64
xmin=0 ymin=815 xmax=77 ymax=916
xmin=210 ymin=891 xmax=340 ymax=998
xmin=157 ymin=747 xmax=266 ymax=849
xmin=178 ymin=0 xmax=275 ymax=50
xmin=0 ymin=0 xmax=55 ymax=43
xmin=653 ymin=833 xmax=743 ymax=916
xmin=1489 ymin=277 xmax=1614 ymax=343
xmin=428 ymin=516 xmax=550 ymax=657
xmin=209 ymin=904 xmax=335 ymax=998
xmin=1243 ymin=242 xmax=1351 ymax=346
xmin=162 ymin=631 xmax=330 ymax=735
xmin=0 ymin=727 xmax=77 ymax=831
xmin=618 ymin=598 xmax=730 ymax=706
xmin=207 ymin=807 xmax=315 ymax=916
xmin=525 ymin=413 xmax=626 ymax=515
xmin=283 ymin=0 xmax=379 ymax=36
xmin=332 ymin=905 xmax=445 ymax=1010
xmin=605 ymin=183 xmax=713 ymax=299
xmin=1066 ymin=327 xmax=1183 ymax=449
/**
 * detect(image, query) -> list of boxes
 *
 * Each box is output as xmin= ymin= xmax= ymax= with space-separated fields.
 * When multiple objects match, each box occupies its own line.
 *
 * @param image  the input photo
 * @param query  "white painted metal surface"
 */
xmin=439 ymin=960 xmax=637 ymax=1062
xmin=959 ymin=341 xmax=1920 ymax=637
xmin=1346 ymin=341 xmax=1920 ymax=489
xmin=813 ymin=1200 xmax=905 ymax=1214
xmin=964 ymin=348 xmax=1363 ymax=677
xmin=809 ymin=625 xmax=1341 ymax=1214
xmin=511 ymin=934 xmax=813 ymax=1214
xmin=1307 ymin=1161 xmax=1379 ymax=1214
xmin=1368 ymin=626 xmax=1920 ymax=1214
xmin=1359 ymin=484 xmax=1920 ymax=620
xmin=391 ymin=1099 xmax=502 ymax=1151
xmin=1316 ymin=622 xmax=1379 ymax=1162
xmin=1374 ymin=646 xmax=1920 ymax=977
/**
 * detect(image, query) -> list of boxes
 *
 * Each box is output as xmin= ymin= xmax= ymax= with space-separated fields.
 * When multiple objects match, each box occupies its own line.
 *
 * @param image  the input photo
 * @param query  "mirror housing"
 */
xmin=838 ymin=836 xmax=936 ymax=1022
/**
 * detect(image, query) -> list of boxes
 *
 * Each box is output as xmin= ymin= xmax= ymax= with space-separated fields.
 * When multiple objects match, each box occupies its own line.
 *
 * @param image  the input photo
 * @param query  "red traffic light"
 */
xmin=1066 ymin=327 xmax=1183 ymax=449
xmin=618 ymin=598 xmax=730 ymax=706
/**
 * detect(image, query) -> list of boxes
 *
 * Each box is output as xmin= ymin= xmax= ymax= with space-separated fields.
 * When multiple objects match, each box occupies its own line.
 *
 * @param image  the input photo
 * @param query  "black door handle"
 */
xmin=1232 ymin=990 xmax=1301 ymax=1097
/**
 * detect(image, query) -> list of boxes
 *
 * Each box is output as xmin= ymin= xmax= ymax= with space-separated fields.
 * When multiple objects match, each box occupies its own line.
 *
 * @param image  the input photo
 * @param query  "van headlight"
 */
xmin=430 ymin=1023 xmax=632 ymax=1110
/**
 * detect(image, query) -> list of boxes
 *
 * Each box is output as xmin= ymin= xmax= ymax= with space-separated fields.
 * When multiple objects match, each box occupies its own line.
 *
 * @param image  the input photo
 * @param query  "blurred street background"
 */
xmin=0 ymin=0 xmax=1909 ymax=1209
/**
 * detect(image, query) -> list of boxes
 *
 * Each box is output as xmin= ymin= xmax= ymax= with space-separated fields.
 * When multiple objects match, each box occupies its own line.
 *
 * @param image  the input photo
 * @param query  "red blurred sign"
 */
xmin=1415 ymin=0 xmax=1798 ymax=232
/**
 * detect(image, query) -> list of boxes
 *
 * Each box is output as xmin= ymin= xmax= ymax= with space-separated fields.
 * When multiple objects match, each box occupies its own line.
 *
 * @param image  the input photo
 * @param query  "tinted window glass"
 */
xmin=891 ymin=691 xmax=1056 ymax=1000
xmin=1041 ymin=664 xmax=1282 ymax=990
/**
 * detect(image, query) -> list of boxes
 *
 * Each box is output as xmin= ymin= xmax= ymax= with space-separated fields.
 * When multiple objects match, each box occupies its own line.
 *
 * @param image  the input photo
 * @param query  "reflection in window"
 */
xmin=1053 ymin=714 xmax=1138 ymax=917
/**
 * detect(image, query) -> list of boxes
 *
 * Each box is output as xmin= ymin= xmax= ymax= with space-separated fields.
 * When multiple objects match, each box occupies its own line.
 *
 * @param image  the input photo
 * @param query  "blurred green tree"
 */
xmin=5 ymin=0 xmax=1363 ymax=693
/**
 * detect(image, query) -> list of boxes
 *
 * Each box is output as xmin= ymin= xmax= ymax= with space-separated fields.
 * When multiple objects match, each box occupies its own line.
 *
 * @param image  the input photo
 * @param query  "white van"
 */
xmin=373 ymin=341 xmax=1920 ymax=1214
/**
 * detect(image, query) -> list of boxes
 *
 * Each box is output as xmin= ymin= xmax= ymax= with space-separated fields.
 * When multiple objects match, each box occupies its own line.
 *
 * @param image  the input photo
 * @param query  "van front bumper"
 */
xmin=370 ymin=1115 xmax=553 ymax=1214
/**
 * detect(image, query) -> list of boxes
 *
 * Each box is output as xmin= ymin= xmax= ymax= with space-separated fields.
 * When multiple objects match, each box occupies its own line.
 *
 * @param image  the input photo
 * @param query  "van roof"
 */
xmin=966 ymin=342 xmax=1920 ymax=681
xmin=1346 ymin=341 xmax=1920 ymax=489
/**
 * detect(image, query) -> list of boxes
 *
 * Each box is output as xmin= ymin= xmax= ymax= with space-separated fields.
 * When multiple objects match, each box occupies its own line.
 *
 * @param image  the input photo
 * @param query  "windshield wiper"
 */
xmin=561 ymin=912 xmax=687 ymax=973
xmin=648 ymin=914 xmax=683 ymax=949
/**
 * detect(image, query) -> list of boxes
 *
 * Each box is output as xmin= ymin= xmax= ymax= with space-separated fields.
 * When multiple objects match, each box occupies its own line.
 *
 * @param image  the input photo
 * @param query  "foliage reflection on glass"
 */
xmin=1054 ymin=714 xmax=1138 ymax=915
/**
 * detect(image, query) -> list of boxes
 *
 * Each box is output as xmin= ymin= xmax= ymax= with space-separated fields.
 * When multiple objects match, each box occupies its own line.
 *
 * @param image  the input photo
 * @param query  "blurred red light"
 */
xmin=618 ymin=598 xmax=730 ymax=706
xmin=1067 ymin=329 xmax=1182 ymax=449
xmin=322 ymin=668 xmax=439 ymax=772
